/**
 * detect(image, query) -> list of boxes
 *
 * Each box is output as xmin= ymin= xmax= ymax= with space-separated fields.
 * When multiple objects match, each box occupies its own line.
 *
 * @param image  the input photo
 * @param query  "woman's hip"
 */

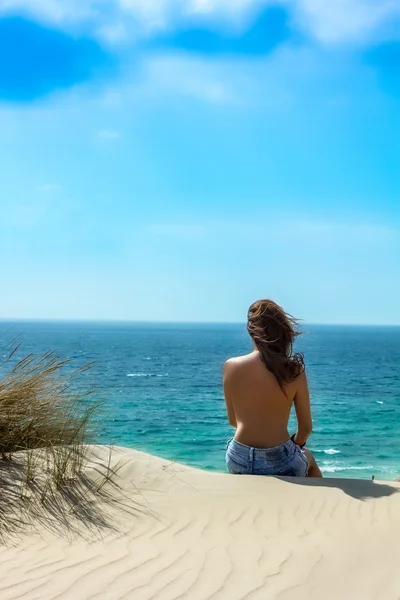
xmin=226 ymin=438 xmax=308 ymax=477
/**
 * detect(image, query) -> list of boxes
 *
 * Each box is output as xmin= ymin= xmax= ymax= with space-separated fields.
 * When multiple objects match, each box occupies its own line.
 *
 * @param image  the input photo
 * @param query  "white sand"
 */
xmin=0 ymin=445 xmax=399 ymax=600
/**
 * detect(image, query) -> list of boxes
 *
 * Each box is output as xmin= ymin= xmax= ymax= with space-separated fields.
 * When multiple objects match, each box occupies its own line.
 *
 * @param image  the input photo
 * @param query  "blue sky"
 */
xmin=0 ymin=1 xmax=399 ymax=324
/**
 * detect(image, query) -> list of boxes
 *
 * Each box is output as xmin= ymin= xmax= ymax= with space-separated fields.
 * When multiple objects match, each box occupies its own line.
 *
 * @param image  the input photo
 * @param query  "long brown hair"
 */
xmin=247 ymin=299 xmax=304 ymax=389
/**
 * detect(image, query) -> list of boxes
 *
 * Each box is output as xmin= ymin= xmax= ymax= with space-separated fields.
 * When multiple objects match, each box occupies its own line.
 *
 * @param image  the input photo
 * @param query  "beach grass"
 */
xmin=0 ymin=347 xmax=119 ymax=540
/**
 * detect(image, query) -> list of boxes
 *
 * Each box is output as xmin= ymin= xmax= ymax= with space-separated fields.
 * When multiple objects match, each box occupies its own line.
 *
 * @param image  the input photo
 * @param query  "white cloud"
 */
xmin=135 ymin=46 xmax=341 ymax=108
xmin=37 ymin=183 xmax=61 ymax=192
xmin=143 ymin=55 xmax=236 ymax=103
xmin=0 ymin=0 xmax=94 ymax=24
xmin=97 ymin=129 xmax=121 ymax=140
xmin=0 ymin=0 xmax=269 ymax=39
xmin=117 ymin=0 xmax=267 ymax=33
xmin=147 ymin=219 xmax=400 ymax=246
xmin=291 ymin=0 xmax=400 ymax=44
xmin=89 ymin=43 xmax=364 ymax=111
xmin=1 ymin=0 xmax=399 ymax=45
xmin=148 ymin=224 xmax=205 ymax=240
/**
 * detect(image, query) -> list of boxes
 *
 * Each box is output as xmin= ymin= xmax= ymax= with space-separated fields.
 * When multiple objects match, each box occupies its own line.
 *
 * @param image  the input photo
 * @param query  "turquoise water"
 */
xmin=1 ymin=322 xmax=400 ymax=480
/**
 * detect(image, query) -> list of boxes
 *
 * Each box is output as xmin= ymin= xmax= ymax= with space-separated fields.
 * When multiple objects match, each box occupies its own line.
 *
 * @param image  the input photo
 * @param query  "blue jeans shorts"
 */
xmin=226 ymin=438 xmax=308 ymax=477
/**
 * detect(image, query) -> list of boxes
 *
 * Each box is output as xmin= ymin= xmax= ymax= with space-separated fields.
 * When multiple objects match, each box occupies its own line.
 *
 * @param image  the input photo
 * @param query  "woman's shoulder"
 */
xmin=223 ymin=353 xmax=256 ymax=373
xmin=223 ymin=353 xmax=259 ymax=379
xmin=223 ymin=356 xmax=240 ymax=374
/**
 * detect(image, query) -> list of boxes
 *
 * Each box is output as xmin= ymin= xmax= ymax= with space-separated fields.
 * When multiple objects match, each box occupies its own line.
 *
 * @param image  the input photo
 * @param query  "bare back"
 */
xmin=223 ymin=351 xmax=311 ymax=449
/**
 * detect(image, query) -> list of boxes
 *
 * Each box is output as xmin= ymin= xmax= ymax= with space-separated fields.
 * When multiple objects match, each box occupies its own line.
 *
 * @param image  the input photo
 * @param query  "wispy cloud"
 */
xmin=37 ymin=183 xmax=61 ymax=192
xmin=135 ymin=44 xmax=356 ymax=108
xmin=147 ymin=219 xmax=400 ymax=246
xmin=148 ymin=224 xmax=205 ymax=240
xmin=292 ymin=0 xmax=400 ymax=44
xmin=97 ymin=129 xmax=121 ymax=140
xmin=149 ymin=6 xmax=292 ymax=57
xmin=142 ymin=55 xmax=237 ymax=103
xmin=1 ymin=0 xmax=399 ymax=46
xmin=0 ymin=0 xmax=94 ymax=24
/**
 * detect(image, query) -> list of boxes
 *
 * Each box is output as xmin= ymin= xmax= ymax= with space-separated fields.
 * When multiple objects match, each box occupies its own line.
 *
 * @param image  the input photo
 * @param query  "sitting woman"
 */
xmin=224 ymin=299 xmax=322 ymax=478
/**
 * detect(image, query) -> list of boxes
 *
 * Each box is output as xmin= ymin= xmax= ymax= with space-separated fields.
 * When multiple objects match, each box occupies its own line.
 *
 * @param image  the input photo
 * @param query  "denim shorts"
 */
xmin=226 ymin=438 xmax=308 ymax=477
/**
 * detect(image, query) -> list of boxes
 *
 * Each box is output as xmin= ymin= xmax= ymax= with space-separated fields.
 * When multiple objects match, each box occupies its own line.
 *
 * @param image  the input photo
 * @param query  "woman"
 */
xmin=224 ymin=299 xmax=322 ymax=478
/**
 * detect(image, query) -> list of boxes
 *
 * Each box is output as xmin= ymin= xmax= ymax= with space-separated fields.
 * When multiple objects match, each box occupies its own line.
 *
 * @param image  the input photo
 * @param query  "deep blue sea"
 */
xmin=1 ymin=322 xmax=400 ymax=480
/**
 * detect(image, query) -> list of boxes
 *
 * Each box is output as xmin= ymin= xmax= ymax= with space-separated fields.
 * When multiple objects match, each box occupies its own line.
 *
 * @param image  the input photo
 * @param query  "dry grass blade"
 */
xmin=0 ymin=351 xmax=96 ymax=456
xmin=0 ymin=347 xmax=140 ymax=543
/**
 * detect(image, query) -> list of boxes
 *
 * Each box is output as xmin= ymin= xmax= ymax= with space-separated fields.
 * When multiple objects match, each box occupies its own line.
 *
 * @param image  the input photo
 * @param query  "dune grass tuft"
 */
xmin=0 ymin=348 xmax=97 ymax=458
xmin=0 ymin=347 xmax=130 ymax=541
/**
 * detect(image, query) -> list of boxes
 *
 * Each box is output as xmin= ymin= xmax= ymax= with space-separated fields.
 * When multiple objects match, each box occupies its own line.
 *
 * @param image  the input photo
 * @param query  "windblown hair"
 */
xmin=247 ymin=299 xmax=304 ymax=389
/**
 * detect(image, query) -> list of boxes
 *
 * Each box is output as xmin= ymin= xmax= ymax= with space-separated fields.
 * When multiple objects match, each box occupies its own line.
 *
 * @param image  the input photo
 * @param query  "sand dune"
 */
xmin=0 ymin=445 xmax=399 ymax=600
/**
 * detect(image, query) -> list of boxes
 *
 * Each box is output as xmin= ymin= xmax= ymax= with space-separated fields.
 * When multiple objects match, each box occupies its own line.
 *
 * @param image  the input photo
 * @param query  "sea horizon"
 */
xmin=1 ymin=319 xmax=400 ymax=328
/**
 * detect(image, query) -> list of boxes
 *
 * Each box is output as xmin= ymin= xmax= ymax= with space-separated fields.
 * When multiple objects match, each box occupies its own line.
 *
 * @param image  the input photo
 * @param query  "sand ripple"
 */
xmin=0 ymin=446 xmax=399 ymax=600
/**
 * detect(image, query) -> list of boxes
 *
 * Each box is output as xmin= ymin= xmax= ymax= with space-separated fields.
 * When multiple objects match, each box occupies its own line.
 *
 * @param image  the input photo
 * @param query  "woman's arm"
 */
xmin=223 ymin=361 xmax=237 ymax=428
xmin=293 ymin=370 xmax=313 ymax=446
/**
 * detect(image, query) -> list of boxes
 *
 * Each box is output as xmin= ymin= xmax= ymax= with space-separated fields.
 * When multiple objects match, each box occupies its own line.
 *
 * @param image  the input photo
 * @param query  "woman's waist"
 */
xmin=233 ymin=423 xmax=290 ymax=450
xmin=227 ymin=437 xmax=296 ymax=461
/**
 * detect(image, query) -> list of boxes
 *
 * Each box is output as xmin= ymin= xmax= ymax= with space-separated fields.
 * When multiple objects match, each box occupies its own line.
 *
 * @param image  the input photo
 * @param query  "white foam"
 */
xmin=127 ymin=372 xmax=169 ymax=377
xmin=324 ymin=449 xmax=341 ymax=455
xmin=376 ymin=401 xmax=384 ymax=405
xmin=127 ymin=373 xmax=150 ymax=377
xmin=321 ymin=464 xmax=374 ymax=473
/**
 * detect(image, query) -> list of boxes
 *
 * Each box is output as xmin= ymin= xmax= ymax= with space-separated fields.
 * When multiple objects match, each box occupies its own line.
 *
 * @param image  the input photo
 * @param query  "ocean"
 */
xmin=1 ymin=321 xmax=399 ymax=480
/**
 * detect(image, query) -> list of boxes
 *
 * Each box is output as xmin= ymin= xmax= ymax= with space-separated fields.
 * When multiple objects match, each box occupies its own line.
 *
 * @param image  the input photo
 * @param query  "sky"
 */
xmin=0 ymin=1 xmax=399 ymax=324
